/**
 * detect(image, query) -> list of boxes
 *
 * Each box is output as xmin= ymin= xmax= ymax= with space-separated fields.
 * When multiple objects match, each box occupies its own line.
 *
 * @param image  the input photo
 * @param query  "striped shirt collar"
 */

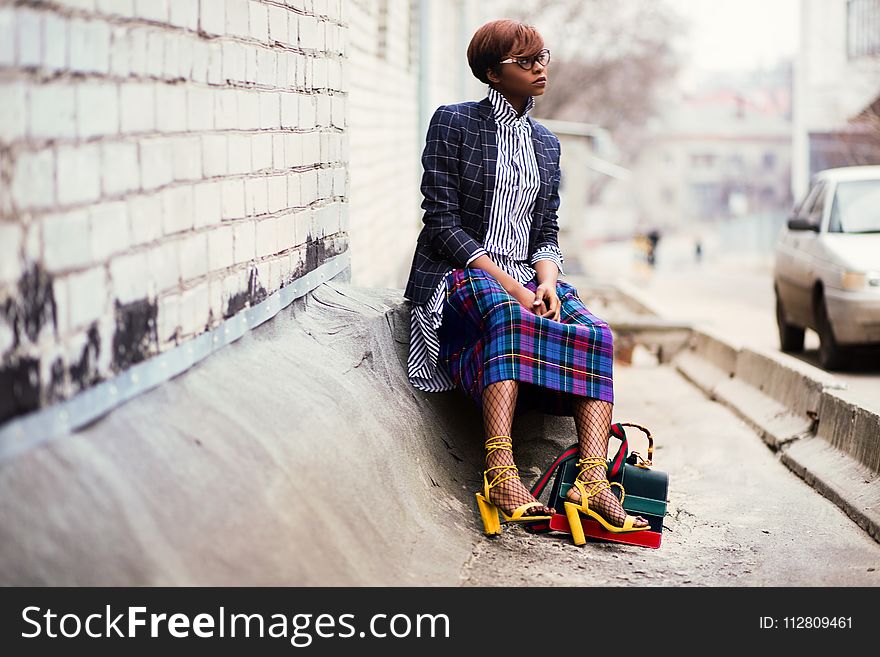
xmin=488 ymin=85 xmax=534 ymax=127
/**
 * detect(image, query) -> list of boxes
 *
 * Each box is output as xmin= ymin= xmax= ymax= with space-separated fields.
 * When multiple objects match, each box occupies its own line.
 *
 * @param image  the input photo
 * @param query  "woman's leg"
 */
xmin=481 ymin=379 xmax=554 ymax=516
xmin=567 ymin=396 xmax=649 ymax=528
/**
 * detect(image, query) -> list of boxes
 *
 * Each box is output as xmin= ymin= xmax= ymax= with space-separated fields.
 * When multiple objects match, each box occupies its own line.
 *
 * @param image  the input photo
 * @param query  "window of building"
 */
xmin=847 ymin=0 xmax=880 ymax=58
xmin=690 ymin=153 xmax=716 ymax=168
xmin=763 ymin=152 xmax=776 ymax=169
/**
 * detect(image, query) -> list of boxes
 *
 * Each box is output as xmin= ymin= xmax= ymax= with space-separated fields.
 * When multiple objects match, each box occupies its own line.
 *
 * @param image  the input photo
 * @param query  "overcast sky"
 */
xmin=664 ymin=0 xmax=799 ymax=89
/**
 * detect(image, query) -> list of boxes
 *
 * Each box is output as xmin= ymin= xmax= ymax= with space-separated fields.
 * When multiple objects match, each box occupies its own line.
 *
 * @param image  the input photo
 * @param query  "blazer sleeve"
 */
xmin=419 ymin=106 xmax=487 ymax=267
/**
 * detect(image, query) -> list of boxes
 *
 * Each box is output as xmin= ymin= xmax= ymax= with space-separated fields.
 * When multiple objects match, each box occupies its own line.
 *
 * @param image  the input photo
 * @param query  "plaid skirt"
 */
xmin=437 ymin=267 xmax=614 ymax=417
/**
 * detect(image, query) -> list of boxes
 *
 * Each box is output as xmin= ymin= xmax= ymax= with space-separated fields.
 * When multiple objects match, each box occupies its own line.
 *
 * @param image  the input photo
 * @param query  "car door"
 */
xmin=786 ymin=181 xmax=826 ymax=326
xmin=777 ymin=180 xmax=824 ymax=325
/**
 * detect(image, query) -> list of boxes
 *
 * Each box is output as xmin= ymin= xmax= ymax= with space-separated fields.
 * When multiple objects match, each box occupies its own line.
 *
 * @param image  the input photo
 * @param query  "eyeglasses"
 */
xmin=499 ymin=48 xmax=550 ymax=70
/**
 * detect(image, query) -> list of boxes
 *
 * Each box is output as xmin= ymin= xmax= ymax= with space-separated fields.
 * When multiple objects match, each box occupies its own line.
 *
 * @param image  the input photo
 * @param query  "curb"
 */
xmin=611 ymin=280 xmax=880 ymax=545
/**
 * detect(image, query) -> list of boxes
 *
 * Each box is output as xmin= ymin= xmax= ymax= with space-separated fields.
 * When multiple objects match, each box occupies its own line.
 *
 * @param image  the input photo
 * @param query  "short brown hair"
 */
xmin=467 ymin=19 xmax=544 ymax=86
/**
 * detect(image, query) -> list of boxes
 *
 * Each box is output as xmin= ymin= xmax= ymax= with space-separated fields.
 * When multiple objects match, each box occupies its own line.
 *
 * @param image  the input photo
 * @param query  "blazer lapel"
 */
xmin=529 ymin=117 xmax=550 ymax=223
xmin=478 ymin=97 xmax=496 ymax=235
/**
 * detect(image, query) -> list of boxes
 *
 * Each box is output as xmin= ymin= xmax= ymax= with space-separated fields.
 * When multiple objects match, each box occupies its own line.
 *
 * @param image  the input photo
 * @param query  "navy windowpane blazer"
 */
xmin=403 ymin=96 xmax=563 ymax=306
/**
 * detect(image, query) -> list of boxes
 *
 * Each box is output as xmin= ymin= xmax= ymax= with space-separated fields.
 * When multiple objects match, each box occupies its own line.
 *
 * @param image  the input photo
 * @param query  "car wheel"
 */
xmin=814 ymin=291 xmax=848 ymax=371
xmin=775 ymin=290 xmax=804 ymax=352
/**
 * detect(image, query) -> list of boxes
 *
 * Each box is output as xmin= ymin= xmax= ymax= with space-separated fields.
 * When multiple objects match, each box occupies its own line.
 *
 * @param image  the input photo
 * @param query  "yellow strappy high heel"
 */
xmin=563 ymin=456 xmax=649 ymax=545
xmin=475 ymin=435 xmax=553 ymax=536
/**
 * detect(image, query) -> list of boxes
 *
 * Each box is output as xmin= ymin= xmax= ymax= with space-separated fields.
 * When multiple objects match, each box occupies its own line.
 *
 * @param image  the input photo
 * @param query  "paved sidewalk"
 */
xmin=460 ymin=352 xmax=880 ymax=586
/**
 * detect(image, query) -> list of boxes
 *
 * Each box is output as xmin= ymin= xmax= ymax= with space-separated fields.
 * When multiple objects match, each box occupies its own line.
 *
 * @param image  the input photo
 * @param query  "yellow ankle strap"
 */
xmin=483 ymin=435 xmax=517 ymax=496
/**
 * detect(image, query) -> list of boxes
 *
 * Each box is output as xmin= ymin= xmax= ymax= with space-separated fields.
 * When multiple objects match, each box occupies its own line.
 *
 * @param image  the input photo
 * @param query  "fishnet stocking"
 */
xmin=481 ymin=380 xmax=553 ymax=517
xmin=568 ymin=397 xmax=649 ymax=529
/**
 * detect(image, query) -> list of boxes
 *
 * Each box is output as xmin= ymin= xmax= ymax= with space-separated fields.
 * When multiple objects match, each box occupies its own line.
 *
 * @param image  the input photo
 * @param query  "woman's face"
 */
xmin=487 ymin=46 xmax=548 ymax=98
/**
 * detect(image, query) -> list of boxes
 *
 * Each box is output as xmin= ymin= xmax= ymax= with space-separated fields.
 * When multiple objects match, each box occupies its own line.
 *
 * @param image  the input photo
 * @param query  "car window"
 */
xmin=828 ymin=179 xmax=880 ymax=233
xmin=806 ymin=182 xmax=826 ymax=228
xmin=795 ymin=181 xmax=824 ymax=220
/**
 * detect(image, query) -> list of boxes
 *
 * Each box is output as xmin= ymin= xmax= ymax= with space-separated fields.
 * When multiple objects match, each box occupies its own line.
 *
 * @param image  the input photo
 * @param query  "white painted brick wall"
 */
xmin=1 ymin=0 xmax=353 ymax=424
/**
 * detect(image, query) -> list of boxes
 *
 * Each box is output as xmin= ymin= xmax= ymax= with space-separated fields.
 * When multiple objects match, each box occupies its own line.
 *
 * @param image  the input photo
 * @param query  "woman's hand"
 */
xmin=532 ymin=282 xmax=561 ymax=321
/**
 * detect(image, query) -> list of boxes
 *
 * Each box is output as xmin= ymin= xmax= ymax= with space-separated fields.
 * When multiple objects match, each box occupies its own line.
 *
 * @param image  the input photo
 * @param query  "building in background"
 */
xmin=792 ymin=0 xmax=880 ymax=199
xmin=629 ymin=63 xmax=793 ymax=232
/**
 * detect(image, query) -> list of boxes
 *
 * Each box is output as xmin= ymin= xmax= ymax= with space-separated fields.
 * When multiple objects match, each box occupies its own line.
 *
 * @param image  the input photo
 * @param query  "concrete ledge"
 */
xmin=612 ymin=281 xmax=880 ymax=544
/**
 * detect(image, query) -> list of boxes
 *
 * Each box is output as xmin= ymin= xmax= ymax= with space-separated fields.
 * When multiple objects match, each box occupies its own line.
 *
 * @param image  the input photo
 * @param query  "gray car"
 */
xmin=773 ymin=165 xmax=880 ymax=370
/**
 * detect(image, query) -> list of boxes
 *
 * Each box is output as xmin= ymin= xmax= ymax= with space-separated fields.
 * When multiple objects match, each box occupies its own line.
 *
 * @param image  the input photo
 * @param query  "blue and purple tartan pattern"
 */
xmin=437 ymin=268 xmax=615 ymax=417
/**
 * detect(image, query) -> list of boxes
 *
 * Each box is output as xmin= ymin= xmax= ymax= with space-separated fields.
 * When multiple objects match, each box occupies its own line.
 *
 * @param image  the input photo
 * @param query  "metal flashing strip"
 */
xmin=0 ymin=251 xmax=351 ymax=462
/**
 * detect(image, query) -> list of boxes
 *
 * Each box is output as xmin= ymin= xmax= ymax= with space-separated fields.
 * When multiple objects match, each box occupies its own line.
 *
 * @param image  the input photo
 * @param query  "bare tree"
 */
xmin=501 ymin=0 xmax=686 ymax=163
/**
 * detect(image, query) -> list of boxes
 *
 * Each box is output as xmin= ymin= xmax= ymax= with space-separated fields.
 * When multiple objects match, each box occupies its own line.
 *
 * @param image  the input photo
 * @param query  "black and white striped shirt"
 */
xmin=407 ymin=86 xmax=565 ymax=392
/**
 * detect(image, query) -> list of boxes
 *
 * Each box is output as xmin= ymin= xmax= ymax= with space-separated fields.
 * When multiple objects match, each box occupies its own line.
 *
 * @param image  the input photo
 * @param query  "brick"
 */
xmin=128 ymin=193 xmax=164 ymax=245
xmin=286 ymin=172 xmax=302 ymax=208
xmin=259 ymin=92 xmax=280 ymax=129
xmin=277 ymin=211 xmax=294 ymax=251
xmin=77 ymin=82 xmax=120 ymax=139
xmin=280 ymin=92 xmax=299 ymax=128
xmin=200 ymin=0 xmax=226 ymax=37
xmin=186 ymin=86 xmax=214 ymax=131
xmin=300 ymin=169 xmax=318 ymax=206
xmin=145 ymin=29 xmax=164 ymax=78
xmin=268 ymin=5 xmax=289 ymax=44
xmin=67 ymin=266 xmax=107 ymax=330
xmin=12 ymin=149 xmax=54 ymax=211
xmin=245 ymin=176 xmax=268 ymax=216
xmin=233 ymin=220 xmax=255 ymax=264
xmin=43 ymin=209 xmax=92 ymax=272
xmin=207 ymin=225 xmax=234 ymax=272
xmin=315 ymin=94 xmax=331 ymax=126
xmin=255 ymin=216 xmax=277 ymax=258
xmin=101 ymin=141 xmax=140 ymax=196
xmin=221 ymin=178 xmax=245 ymax=219
xmin=201 ymin=135 xmax=228 ymax=177
xmin=317 ymin=168 xmax=333 ymax=199
xmin=147 ymin=239 xmax=180 ymax=293
xmin=29 ymin=84 xmax=76 ymax=140
xmin=90 ymin=201 xmax=129 ymax=261
xmin=267 ymin=175 xmax=286 ymax=213
xmin=298 ymin=14 xmax=318 ymax=50
xmin=110 ymin=251 xmax=149 ymax=303
xmin=175 ymin=33 xmax=194 ymax=79
xmin=69 ymin=19 xmax=110 ymax=74
xmin=225 ymin=0 xmax=250 ymax=39
xmin=214 ymin=88 xmax=238 ymax=130
xmin=179 ymin=231 xmax=208 ymax=281
xmin=252 ymin=133 xmax=272 ymax=171
xmin=169 ymin=0 xmax=199 ymax=30
xmin=57 ymin=144 xmax=101 ymax=205
xmin=140 ymin=138 xmax=174 ymax=191
xmin=0 ymin=82 xmax=26 ymax=142
xmin=302 ymin=132 xmax=320 ymax=167
xmin=172 ymin=136 xmax=202 ymax=181
xmin=331 ymin=94 xmax=344 ymax=128
xmin=249 ymin=1 xmax=269 ymax=42
xmin=333 ymin=167 xmax=346 ymax=197
xmin=298 ymin=94 xmax=316 ymax=129
xmin=193 ymin=181 xmax=222 ymax=227
xmin=126 ymin=26 xmax=148 ymax=75
xmin=237 ymin=90 xmax=260 ymax=130
xmin=222 ymin=40 xmax=245 ymax=83
xmin=256 ymin=48 xmax=276 ymax=86
xmin=191 ymin=39 xmax=209 ymax=83
xmin=157 ymin=292 xmax=181 ymax=343
xmin=293 ymin=208 xmax=311 ymax=244
xmin=228 ymin=134 xmax=251 ymax=175
xmin=0 ymin=223 xmax=23 ymax=285
xmin=179 ymin=281 xmax=209 ymax=336
xmin=120 ymin=82 xmax=156 ymax=133
xmin=16 ymin=8 xmax=42 ymax=68
xmin=244 ymin=45 xmax=258 ymax=84
xmin=272 ymin=134 xmax=284 ymax=170
xmin=284 ymin=133 xmax=303 ymax=168
xmin=161 ymin=185 xmax=194 ymax=235
xmin=206 ymin=42 xmax=223 ymax=85
xmin=163 ymin=32 xmax=181 ymax=80
xmin=135 ymin=0 xmax=168 ymax=22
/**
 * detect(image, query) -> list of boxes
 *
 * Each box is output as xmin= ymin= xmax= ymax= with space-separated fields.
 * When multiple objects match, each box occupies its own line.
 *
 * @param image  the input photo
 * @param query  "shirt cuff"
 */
xmin=530 ymin=245 xmax=565 ymax=276
xmin=465 ymin=247 xmax=488 ymax=267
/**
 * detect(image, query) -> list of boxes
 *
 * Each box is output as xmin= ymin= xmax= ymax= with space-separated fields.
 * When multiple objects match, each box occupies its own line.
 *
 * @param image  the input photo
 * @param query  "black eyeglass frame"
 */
xmin=499 ymin=48 xmax=551 ymax=70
